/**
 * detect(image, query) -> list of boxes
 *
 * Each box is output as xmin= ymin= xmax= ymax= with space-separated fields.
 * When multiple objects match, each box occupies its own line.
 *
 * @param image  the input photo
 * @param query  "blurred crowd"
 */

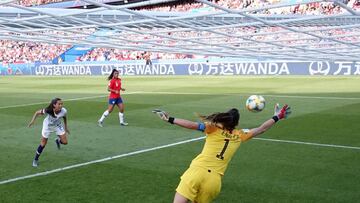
xmin=14 ymin=0 xmax=360 ymax=14
xmin=76 ymin=49 xmax=195 ymax=62
xmin=16 ymin=0 xmax=64 ymax=7
xmin=3 ymin=26 xmax=359 ymax=65
xmin=1 ymin=0 xmax=359 ymax=65
xmin=0 ymin=40 xmax=70 ymax=65
xmin=143 ymin=0 xmax=360 ymax=14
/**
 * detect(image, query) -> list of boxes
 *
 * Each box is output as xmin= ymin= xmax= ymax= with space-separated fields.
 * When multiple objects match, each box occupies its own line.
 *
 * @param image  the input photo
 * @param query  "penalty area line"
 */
xmin=254 ymin=137 xmax=360 ymax=150
xmin=0 ymin=137 xmax=205 ymax=185
xmin=0 ymin=92 xmax=142 ymax=109
xmin=0 ymin=91 xmax=359 ymax=109
xmin=135 ymin=91 xmax=360 ymax=100
xmin=0 ymin=95 xmax=106 ymax=109
xmin=1 ymin=136 xmax=359 ymax=185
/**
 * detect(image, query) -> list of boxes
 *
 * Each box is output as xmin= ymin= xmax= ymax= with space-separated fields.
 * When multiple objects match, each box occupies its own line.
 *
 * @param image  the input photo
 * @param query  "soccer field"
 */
xmin=0 ymin=76 xmax=359 ymax=202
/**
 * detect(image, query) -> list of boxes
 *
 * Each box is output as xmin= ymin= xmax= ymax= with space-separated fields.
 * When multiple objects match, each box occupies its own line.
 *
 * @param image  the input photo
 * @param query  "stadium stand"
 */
xmin=1 ymin=0 xmax=360 ymax=65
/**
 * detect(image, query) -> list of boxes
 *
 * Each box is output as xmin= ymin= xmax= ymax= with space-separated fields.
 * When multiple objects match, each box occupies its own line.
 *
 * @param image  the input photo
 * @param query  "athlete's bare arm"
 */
xmin=28 ymin=109 xmax=44 ymax=127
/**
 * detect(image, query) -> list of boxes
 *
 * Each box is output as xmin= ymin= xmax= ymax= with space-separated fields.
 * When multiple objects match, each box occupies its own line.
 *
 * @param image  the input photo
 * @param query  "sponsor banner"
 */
xmin=0 ymin=63 xmax=34 ymax=76
xmin=1 ymin=61 xmax=360 ymax=76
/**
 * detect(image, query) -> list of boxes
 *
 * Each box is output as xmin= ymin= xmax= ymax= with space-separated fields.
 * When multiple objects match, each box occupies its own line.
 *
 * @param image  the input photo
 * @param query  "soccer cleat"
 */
xmin=32 ymin=159 xmax=39 ymax=167
xmin=55 ymin=139 xmax=61 ymax=150
xmin=120 ymin=122 xmax=128 ymax=126
xmin=97 ymin=120 xmax=103 ymax=127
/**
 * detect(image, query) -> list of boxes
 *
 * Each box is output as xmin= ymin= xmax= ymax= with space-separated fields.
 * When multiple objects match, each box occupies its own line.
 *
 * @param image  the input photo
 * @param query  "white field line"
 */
xmin=0 ymin=92 xmax=142 ymax=109
xmin=261 ymin=94 xmax=360 ymax=100
xmin=133 ymin=91 xmax=360 ymax=100
xmin=0 ymin=95 xmax=106 ymax=109
xmin=0 ymin=91 xmax=359 ymax=110
xmin=1 ymin=136 xmax=359 ymax=185
xmin=0 ymin=137 xmax=205 ymax=185
xmin=254 ymin=137 xmax=360 ymax=150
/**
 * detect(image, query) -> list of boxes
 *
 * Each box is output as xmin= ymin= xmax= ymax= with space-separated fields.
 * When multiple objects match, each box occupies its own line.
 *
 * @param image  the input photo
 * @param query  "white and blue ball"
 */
xmin=246 ymin=95 xmax=265 ymax=112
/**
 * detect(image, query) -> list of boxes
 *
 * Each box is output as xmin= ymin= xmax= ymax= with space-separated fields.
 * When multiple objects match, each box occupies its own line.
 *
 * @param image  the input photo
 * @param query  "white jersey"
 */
xmin=42 ymin=107 xmax=67 ymax=128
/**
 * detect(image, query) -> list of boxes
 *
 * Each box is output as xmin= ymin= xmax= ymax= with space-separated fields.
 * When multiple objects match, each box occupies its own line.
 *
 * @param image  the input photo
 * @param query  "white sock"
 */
xmin=99 ymin=110 xmax=109 ymax=122
xmin=119 ymin=112 xmax=124 ymax=123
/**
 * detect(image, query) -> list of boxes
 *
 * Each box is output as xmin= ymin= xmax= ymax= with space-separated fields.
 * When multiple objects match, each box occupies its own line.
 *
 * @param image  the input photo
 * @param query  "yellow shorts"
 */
xmin=176 ymin=166 xmax=222 ymax=203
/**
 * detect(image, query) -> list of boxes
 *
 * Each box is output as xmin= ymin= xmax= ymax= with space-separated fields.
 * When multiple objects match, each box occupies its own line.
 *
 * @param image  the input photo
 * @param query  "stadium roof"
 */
xmin=1 ymin=0 xmax=360 ymax=61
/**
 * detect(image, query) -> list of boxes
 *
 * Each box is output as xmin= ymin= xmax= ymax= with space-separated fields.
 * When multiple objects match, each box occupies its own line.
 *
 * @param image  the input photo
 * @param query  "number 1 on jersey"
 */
xmin=216 ymin=139 xmax=230 ymax=160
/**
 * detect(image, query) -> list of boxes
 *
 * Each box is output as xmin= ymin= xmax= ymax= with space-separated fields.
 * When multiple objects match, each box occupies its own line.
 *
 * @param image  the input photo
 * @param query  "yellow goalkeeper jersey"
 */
xmin=190 ymin=122 xmax=253 ymax=175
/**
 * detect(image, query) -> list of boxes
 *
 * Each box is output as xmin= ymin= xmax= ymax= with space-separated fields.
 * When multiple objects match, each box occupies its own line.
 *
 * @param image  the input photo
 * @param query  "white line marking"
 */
xmin=1 ymin=136 xmax=359 ymax=185
xmin=135 ymin=91 xmax=360 ymax=100
xmin=254 ymin=137 xmax=360 ymax=150
xmin=0 ymin=91 xmax=359 ymax=109
xmin=262 ymin=94 xmax=360 ymax=100
xmin=0 ymin=95 xmax=106 ymax=109
xmin=0 ymin=92 xmax=142 ymax=109
xmin=0 ymin=137 xmax=205 ymax=185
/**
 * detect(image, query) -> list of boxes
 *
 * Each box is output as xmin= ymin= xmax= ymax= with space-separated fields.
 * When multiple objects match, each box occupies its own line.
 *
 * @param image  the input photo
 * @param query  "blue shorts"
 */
xmin=109 ymin=97 xmax=123 ymax=105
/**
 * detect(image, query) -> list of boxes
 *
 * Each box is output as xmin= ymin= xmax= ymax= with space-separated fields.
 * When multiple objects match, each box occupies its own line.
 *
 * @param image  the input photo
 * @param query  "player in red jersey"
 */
xmin=98 ymin=69 xmax=128 ymax=127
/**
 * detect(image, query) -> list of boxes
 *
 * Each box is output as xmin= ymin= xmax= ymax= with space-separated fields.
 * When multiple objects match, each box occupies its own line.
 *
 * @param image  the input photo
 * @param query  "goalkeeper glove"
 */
xmin=152 ymin=109 xmax=169 ymax=120
xmin=152 ymin=109 xmax=175 ymax=124
xmin=273 ymin=104 xmax=291 ymax=122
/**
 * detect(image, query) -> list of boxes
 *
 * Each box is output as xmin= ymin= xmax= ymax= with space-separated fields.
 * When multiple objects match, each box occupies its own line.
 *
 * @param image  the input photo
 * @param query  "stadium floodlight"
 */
xmin=0 ymin=0 xmax=360 ymax=61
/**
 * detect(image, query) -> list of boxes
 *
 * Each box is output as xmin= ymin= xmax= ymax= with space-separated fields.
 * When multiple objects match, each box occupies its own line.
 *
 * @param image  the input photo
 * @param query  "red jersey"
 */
xmin=108 ymin=78 xmax=122 ymax=99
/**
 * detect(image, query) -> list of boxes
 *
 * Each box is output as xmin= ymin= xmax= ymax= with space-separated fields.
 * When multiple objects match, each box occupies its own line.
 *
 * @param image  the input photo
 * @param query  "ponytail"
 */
xmin=198 ymin=108 xmax=239 ymax=132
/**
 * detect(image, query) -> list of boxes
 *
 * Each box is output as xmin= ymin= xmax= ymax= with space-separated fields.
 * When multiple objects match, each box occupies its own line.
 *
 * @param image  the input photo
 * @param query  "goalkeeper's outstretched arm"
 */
xmin=170 ymin=118 xmax=199 ymax=130
xmin=152 ymin=109 xmax=200 ymax=131
xmin=250 ymin=118 xmax=276 ymax=137
xmin=250 ymin=104 xmax=291 ymax=138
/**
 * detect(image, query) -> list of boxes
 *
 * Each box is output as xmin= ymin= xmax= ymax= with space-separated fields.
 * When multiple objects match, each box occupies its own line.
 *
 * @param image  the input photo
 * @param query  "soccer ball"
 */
xmin=246 ymin=95 xmax=265 ymax=112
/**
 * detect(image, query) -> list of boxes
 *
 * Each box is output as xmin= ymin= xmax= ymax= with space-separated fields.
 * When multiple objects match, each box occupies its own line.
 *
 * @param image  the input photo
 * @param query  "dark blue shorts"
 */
xmin=109 ymin=97 xmax=123 ymax=105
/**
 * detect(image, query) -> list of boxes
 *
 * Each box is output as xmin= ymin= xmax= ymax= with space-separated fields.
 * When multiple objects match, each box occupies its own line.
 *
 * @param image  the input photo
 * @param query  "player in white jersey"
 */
xmin=28 ymin=98 xmax=70 ymax=167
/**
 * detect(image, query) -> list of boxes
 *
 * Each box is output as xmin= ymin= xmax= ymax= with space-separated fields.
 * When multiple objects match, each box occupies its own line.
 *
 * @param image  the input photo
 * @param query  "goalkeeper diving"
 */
xmin=152 ymin=104 xmax=291 ymax=203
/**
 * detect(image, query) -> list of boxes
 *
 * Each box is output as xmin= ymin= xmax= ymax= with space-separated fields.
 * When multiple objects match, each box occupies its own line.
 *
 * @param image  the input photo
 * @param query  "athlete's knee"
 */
xmin=40 ymin=137 xmax=48 ymax=146
xmin=59 ymin=136 xmax=68 ymax=145
xmin=119 ymin=105 xmax=125 ymax=112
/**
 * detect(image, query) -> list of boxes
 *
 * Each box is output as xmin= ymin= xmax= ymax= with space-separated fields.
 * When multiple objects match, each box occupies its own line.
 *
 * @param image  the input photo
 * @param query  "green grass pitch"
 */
xmin=0 ymin=76 xmax=359 ymax=202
